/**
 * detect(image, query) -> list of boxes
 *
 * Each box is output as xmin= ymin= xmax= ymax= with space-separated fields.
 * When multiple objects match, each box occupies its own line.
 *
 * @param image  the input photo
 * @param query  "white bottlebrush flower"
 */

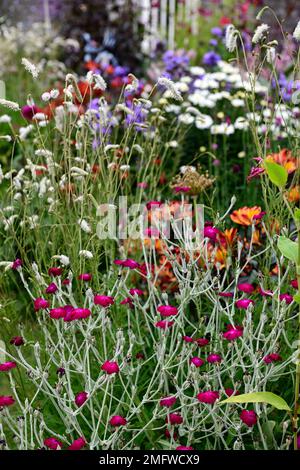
xmin=178 ymin=113 xmax=194 ymax=125
xmin=78 ymin=219 xmax=91 ymax=233
xmin=266 ymin=47 xmax=276 ymax=64
xmin=293 ymin=21 xmax=300 ymax=41
xmin=0 ymin=135 xmax=12 ymax=142
xmin=0 ymin=99 xmax=20 ymax=112
xmin=21 ymin=58 xmax=39 ymax=79
xmin=225 ymin=24 xmax=238 ymax=52
xmin=93 ymin=74 xmax=107 ymax=91
xmin=79 ymin=250 xmax=93 ymax=259
xmin=52 ymin=254 xmax=70 ymax=266
xmin=120 ymin=165 xmax=130 ymax=171
xmin=157 ymin=77 xmax=183 ymax=102
xmin=165 ymin=140 xmax=178 ymax=148
xmin=252 ymin=24 xmax=269 ymax=44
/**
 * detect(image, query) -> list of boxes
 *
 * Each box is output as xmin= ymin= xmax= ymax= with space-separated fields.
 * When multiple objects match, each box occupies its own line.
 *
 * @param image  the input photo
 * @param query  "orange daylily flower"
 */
xmin=230 ymin=206 xmax=263 ymax=226
xmin=265 ymin=149 xmax=299 ymax=174
xmin=287 ymin=186 xmax=300 ymax=203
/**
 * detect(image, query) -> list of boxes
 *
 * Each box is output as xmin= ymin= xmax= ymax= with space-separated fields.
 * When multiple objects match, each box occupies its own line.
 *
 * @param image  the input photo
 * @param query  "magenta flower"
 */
xmin=44 ymin=437 xmax=63 ymax=450
xmin=63 ymin=305 xmax=75 ymax=322
xmin=160 ymin=396 xmax=177 ymax=407
xmin=197 ymin=391 xmax=219 ymax=404
xmin=48 ymin=267 xmax=63 ymax=277
xmin=94 ymin=295 xmax=114 ymax=307
xmin=101 ymin=360 xmax=119 ymax=374
xmin=46 ymin=283 xmax=58 ymax=294
xmin=190 ymin=357 xmax=205 ymax=367
xmin=240 ymin=410 xmax=257 ymax=427
xmin=297 ymin=435 xmax=300 ymax=450
xmin=78 ymin=273 xmax=92 ymax=281
xmin=237 ymin=283 xmax=255 ymax=294
xmin=173 ymin=186 xmax=191 ymax=193
xmin=223 ymin=325 xmax=243 ymax=341
xmin=10 ymin=336 xmax=24 ymax=346
xmin=259 ymin=287 xmax=273 ymax=297
xmin=167 ymin=413 xmax=183 ymax=425
xmin=68 ymin=437 xmax=86 ymax=450
xmin=225 ymin=388 xmax=239 ymax=397
xmin=290 ymin=279 xmax=298 ymax=289
xmin=129 ymin=288 xmax=143 ymax=296
xmin=146 ymin=200 xmax=162 ymax=211
xmin=21 ymin=104 xmax=40 ymax=121
xmin=114 ymin=258 xmax=140 ymax=269
xmin=72 ymin=308 xmax=92 ymax=320
xmin=75 ymin=391 xmax=88 ymax=407
xmin=34 ymin=297 xmax=49 ymax=311
xmin=176 ymin=446 xmax=194 ymax=450
xmin=157 ymin=305 xmax=178 ymax=317
xmin=235 ymin=299 xmax=254 ymax=309
xmin=109 ymin=415 xmax=127 ymax=427
xmin=49 ymin=307 xmax=66 ymax=319
xmin=0 ymin=361 xmax=17 ymax=372
xmin=11 ymin=258 xmax=22 ymax=270
xmin=247 ymin=166 xmax=265 ymax=182
xmin=183 ymin=335 xmax=194 ymax=343
xmin=263 ymin=353 xmax=282 ymax=364
xmin=195 ymin=337 xmax=210 ymax=347
xmin=120 ymin=297 xmax=133 ymax=306
xmin=218 ymin=292 xmax=233 ymax=298
xmin=155 ymin=320 xmax=174 ymax=329
xmin=207 ymin=353 xmax=222 ymax=364
xmin=0 ymin=395 xmax=15 ymax=407
xmin=204 ymin=226 xmax=219 ymax=242
xmin=279 ymin=293 xmax=293 ymax=304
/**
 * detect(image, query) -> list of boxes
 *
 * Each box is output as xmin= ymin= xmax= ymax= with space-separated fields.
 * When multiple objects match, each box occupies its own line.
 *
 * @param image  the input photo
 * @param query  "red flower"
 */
xmin=263 ymin=353 xmax=282 ymax=364
xmin=75 ymin=391 xmax=88 ymax=407
xmin=197 ymin=391 xmax=219 ymax=404
xmin=160 ymin=396 xmax=177 ymax=407
xmin=0 ymin=395 xmax=15 ymax=407
xmin=166 ymin=413 xmax=183 ymax=425
xmin=101 ymin=360 xmax=119 ymax=374
xmin=109 ymin=415 xmax=127 ymax=427
xmin=157 ymin=305 xmax=178 ymax=317
xmin=176 ymin=445 xmax=194 ymax=450
xmin=10 ymin=336 xmax=24 ymax=346
xmin=44 ymin=437 xmax=63 ymax=450
xmin=68 ymin=437 xmax=86 ymax=450
xmin=240 ymin=410 xmax=257 ymax=427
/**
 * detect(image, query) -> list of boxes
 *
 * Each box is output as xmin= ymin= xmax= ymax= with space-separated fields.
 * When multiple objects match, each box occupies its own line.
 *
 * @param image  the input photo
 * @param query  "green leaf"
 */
xmin=295 ymin=209 xmax=300 ymax=222
xmin=219 ymin=392 xmax=291 ymax=411
xmin=278 ymin=236 xmax=298 ymax=263
xmin=294 ymin=293 xmax=300 ymax=304
xmin=264 ymin=161 xmax=288 ymax=188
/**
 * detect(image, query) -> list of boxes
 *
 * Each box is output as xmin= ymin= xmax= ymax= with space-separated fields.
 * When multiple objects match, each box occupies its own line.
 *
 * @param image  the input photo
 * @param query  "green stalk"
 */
xmin=293 ymin=220 xmax=300 ymax=450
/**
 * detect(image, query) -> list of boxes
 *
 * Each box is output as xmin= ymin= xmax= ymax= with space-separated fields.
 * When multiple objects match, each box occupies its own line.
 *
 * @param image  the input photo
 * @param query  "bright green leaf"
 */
xmin=278 ymin=236 xmax=298 ymax=263
xmin=295 ymin=208 xmax=300 ymax=222
xmin=264 ymin=161 xmax=288 ymax=188
xmin=294 ymin=293 xmax=300 ymax=304
xmin=219 ymin=392 xmax=291 ymax=411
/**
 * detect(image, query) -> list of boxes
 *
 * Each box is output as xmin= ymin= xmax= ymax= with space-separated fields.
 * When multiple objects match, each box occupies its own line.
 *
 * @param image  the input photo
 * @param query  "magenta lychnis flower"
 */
xmin=235 ymin=299 xmax=254 ymax=309
xmin=101 ymin=360 xmax=119 ymax=374
xmin=44 ymin=437 xmax=63 ymax=450
xmin=190 ymin=357 xmax=205 ymax=367
xmin=68 ymin=437 xmax=86 ymax=450
xmin=75 ymin=392 xmax=88 ymax=407
xmin=263 ymin=353 xmax=282 ymax=364
xmin=114 ymin=259 xmax=140 ymax=269
xmin=240 ymin=410 xmax=257 ymax=427
xmin=0 ymin=395 xmax=15 ymax=407
xmin=237 ymin=283 xmax=255 ymax=294
xmin=46 ymin=283 xmax=58 ymax=294
xmin=94 ymin=295 xmax=114 ymax=307
xmin=160 ymin=396 xmax=177 ymax=407
xmin=167 ymin=413 xmax=183 ymax=425
xmin=223 ymin=325 xmax=243 ymax=341
xmin=109 ymin=415 xmax=127 ymax=427
xmin=207 ymin=353 xmax=222 ymax=364
xmin=0 ymin=361 xmax=17 ymax=372
xmin=34 ymin=297 xmax=49 ymax=311
xmin=196 ymin=391 xmax=219 ymax=404
xmin=155 ymin=320 xmax=174 ymax=329
xmin=157 ymin=305 xmax=178 ymax=317
xmin=78 ymin=273 xmax=92 ymax=281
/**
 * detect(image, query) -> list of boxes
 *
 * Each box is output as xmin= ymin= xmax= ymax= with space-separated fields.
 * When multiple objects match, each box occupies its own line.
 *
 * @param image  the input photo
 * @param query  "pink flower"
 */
xmin=219 ymin=292 xmax=233 ymax=298
xmin=235 ymin=299 xmax=254 ymax=309
xmin=279 ymin=293 xmax=293 ymax=304
xmin=10 ymin=336 xmax=24 ymax=346
xmin=173 ymin=186 xmax=191 ymax=193
xmin=46 ymin=283 xmax=58 ymax=294
xmin=120 ymin=297 xmax=133 ymax=306
xmin=190 ymin=357 xmax=205 ymax=367
xmin=44 ymin=437 xmax=63 ymax=450
xmin=157 ymin=305 xmax=178 ymax=317
xmin=68 ymin=437 xmax=86 ymax=450
xmin=49 ymin=307 xmax=66 ymax=319
xmin=223 ymin=325 xmax=243 ymax=341
xmin=155 ymin=320 xmax=174 ymax=329
xmin=237 ymin=283 xmax=255 ymax=294
xmin=0 ymin=395 xmax=15 ymax=407
xmin=34 ymin=297 xmax=49 ymax=311
xmin=75 ymin=391 xmax=88 ymax=407
xmin=183 ymin=335 xmax=194 ymax=343
xmin=11 ymin=259 xmax=22 ymax=270
xmin=114 ymin=259 xmax=140 ymax=269
xmin=195 ymin=337 xmax=210 ymax=347
xmin=146 ymin=200 xmax=162 ymax=211
xmin=48 ymin=267 xmax=63 ymax=277
xmin=207 ymin=353 xmax=222 ymax=364
xmin=101 ymin=360 xmax=119 ymax=374
xmin=176 ymin=446 xmax=194 ymax=450
xmin=78 ymin=273 xmax=92 ymax=281
xmin=129 ymin=288 xmax=143 ymax=296
xmin=197 ymin=391 xmax=219 ymax=404
xmin=144 ymin=227 xmax=160 ymax=238
xmin=225 ymin=388 xmax=239 ymax=397
xmin=72 ymin=308 xmax=92 ymax=320
xmin=109 ymin=415 xmax=127 ymax=427
xmin=204 ymin=226 xmax=219 ymax=242
xmin=263 ymin=353 xmax=282 ymax=364
xmin=160 ymin=396 xmax=177 ymax=407
xmin=252 ymin=211 xmax=266 ymax=221
xmin=137 ymin=182 xmax=148 ymax=189
xmin=21 ymin=104 xmax=41 ymax=121
xmin=63 ymin=305 xmax=75 ymax=322
xmin=259 ymin=288 xmax=273 ymax=297
xmin=240 ymin=410 xmax=257 ymax=427
xmin=0 ymin=361 xmax=17 ymax=372
xmin=167 ymin=413 xmax=183 ymax=425
xmin=247 ymin=166 xmax=265 ymax=182
xmin=290 ymin=279 xmax=298 ymax=289
xmin=94 ymin=295 xmax=114 ymax=307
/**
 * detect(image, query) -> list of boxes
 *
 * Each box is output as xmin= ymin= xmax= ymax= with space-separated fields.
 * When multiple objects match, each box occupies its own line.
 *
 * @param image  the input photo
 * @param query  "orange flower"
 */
xmin=230 ymin=206 xmax=263 ymax=226
xmin=265 ymin=149 xmax=299 ymax=174
xmin=287 ymin=186 xmax=300 ymax=203
xmin=219 ymin=228 xmax=238 ymax=247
